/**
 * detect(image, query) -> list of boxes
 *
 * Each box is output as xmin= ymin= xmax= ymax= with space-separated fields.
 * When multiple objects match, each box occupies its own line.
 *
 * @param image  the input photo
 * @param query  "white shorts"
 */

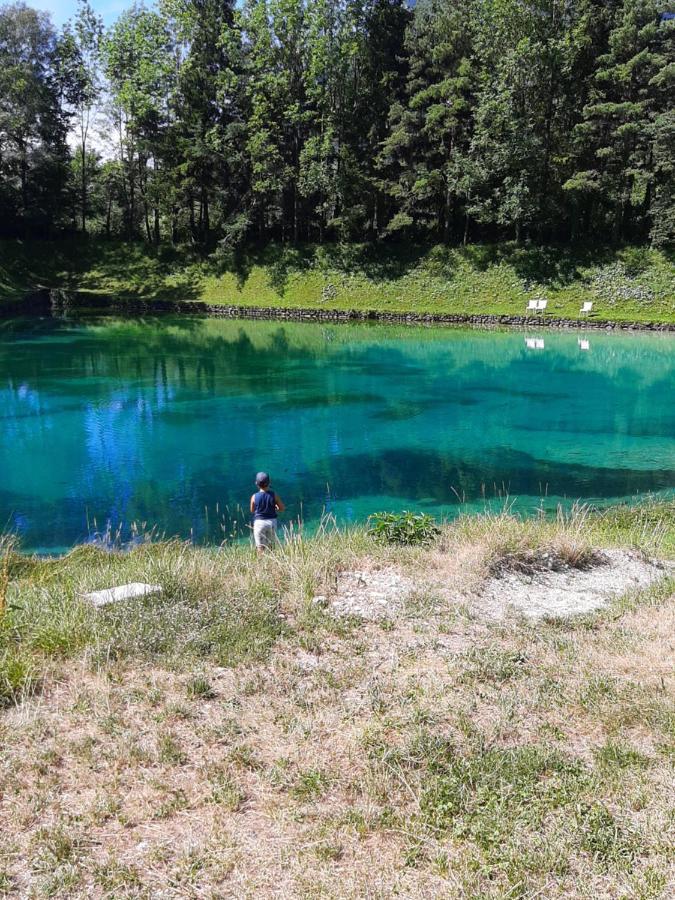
xmin=253 ymin=518 xmax=278 ymax=549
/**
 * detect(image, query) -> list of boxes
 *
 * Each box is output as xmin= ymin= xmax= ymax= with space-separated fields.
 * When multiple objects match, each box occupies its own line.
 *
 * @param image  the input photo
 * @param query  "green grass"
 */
xmin=0 ymin=501 xmax=672 ymax=709
xmin=2 ymin=238 xmax=674 ymax=323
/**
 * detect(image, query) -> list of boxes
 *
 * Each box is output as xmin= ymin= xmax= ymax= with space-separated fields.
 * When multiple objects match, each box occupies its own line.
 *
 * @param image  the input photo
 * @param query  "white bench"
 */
xmin=527 ymin=299 xmax=548 ymax=314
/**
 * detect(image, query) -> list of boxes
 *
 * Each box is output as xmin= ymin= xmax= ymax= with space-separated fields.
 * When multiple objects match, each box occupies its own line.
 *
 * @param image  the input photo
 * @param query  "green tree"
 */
xmin=379 ymin=0 xmax=476 ymax=240
xmin=59 ymin=0 xmax=103 ymax=233
xmin=240 ymin=0 xmax=310 ymax=242
xmin=164 ymin=0 xmax=244 ymax=245
xmin=0 ymin=2 xmax=70 ymax=236
xmin=350 ymin=0 xmax=410 ymax=237
xmin=103 ymin=3 xmax=175 ymax=240
xmin=568 ymin=0 xmax=668 ymax=240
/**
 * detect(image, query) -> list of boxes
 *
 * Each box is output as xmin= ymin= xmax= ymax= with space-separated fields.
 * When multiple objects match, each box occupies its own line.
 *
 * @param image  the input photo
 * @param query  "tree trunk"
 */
xmin=105 ymin=191 xmax=112 ymax=238
xmin=81 ymin=140 xmax=87 ymax=234
xmin=153 ymin=157 xmax=160 ymax=243
xmin=189 ymin=197 xmax=197 ymax=243
xmin=19 ymin=137 xmax=28 ymax=236
xmin=128 ymin=164 xmax=136 ymax=240
xmin=444 ymin=182 xmax=452 ymax=243
xmin=202 ymin=187 xmax=210 ymax=241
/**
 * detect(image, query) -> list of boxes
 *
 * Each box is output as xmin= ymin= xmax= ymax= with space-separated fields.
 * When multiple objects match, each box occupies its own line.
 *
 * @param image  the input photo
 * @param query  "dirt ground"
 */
xmin=1 ymin=546 xmax=674 ymax=899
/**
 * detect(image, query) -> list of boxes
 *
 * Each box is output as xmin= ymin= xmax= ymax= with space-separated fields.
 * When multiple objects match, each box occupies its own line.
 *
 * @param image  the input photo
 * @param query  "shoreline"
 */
xmin=3 ymin=287 xmax=675 ymax=331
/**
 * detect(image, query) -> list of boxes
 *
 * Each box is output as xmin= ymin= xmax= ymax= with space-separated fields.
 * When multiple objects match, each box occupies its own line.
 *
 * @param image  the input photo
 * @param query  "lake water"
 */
xmin=1 ymin=316 xmax=674 ymax=553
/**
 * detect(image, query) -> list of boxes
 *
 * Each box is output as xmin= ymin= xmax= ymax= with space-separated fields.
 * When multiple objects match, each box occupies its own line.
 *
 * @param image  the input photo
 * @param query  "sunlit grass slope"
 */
xmin=2 ymin=239 xmax=674 ymax=323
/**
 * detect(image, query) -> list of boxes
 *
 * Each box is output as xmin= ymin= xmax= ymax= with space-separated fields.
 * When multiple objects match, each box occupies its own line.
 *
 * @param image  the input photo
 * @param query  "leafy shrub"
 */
xmin=591 ymin=262 xmax=654 ymax=304
xmin=368 ymin=511 xmax=440 ymax=546
xmin=321 ymin=282 xmax=338 ymax=302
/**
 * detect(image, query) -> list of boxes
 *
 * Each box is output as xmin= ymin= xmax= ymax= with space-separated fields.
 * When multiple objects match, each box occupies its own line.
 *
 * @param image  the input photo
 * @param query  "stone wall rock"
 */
xmin=2 ymin=288 xmax=674 ymax=332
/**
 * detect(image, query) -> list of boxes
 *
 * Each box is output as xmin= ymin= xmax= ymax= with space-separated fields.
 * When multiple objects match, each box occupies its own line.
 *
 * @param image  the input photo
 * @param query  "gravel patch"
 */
xmin=315 ymin=552 xmax=672 ymax=623
xmin=315 ymin=568 xmax=415 ymax=620
xmin=479 ymin=549 xmax=670 ymax=620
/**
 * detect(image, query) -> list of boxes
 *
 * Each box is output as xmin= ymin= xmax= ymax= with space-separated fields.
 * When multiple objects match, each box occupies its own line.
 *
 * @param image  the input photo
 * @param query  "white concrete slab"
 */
xmin=84 ymin=582 xmax=162 ymax=607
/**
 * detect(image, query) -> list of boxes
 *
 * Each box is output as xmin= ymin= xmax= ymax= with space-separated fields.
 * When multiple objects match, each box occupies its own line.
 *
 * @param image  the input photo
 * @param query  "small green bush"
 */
xmin=368 ymin=511 xmax=440 ymax=546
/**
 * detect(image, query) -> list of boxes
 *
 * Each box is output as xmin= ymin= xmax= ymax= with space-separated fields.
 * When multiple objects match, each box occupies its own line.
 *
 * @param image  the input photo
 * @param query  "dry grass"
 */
xmin=0 ymin=504 xmax=674 ymax=897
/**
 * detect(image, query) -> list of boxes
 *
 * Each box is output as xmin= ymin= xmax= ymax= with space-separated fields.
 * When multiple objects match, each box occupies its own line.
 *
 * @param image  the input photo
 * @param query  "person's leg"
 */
xmin=253 ymin=520 xmax=266 ymax=553
xmin=254 ymin=520 xmax=275 ymax=553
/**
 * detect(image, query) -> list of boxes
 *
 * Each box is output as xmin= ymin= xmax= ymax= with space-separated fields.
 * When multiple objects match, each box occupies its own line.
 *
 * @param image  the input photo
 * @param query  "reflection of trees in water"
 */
xmin=305 ymin=447 xmax=675 ymax=506
xmin=2 ymin=317 xmax=675 ymax=389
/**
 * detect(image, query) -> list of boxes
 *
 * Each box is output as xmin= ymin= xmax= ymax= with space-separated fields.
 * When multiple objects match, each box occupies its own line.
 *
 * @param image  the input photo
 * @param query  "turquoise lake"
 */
xmin=1 ymin=316 xmax=674 ymax=553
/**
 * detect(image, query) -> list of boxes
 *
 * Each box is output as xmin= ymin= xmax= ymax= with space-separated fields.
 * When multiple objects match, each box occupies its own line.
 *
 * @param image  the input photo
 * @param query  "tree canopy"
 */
xmin=0 ymin=0 xmax=673 ymax=246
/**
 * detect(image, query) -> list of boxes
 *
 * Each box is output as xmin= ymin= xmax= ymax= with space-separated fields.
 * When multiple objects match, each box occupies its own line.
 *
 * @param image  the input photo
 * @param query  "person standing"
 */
xmin=250 ymin=471 xmax=285 ymax=552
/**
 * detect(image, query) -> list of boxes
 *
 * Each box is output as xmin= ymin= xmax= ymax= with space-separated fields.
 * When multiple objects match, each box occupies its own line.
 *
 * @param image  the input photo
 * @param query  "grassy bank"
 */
xmin=1 ymin=502 xmax=674 ymax=897
xmin=2 ymin=239 xmax=674 ymax=324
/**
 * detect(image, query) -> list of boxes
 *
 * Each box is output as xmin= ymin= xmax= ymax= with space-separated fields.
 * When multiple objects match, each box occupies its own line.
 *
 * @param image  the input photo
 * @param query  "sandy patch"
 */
xmin=478 ymin=548 xmax=671 ymax=619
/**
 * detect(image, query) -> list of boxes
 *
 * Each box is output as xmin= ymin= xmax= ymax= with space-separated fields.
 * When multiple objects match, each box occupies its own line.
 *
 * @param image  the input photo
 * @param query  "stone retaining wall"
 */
xmin=2 ymin=288 xmax=673 ymax=332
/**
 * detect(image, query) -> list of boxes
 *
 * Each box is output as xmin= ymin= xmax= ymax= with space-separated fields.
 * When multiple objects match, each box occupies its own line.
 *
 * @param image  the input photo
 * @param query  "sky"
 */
xmin=34 ymin=0 xmax=130 ymax=28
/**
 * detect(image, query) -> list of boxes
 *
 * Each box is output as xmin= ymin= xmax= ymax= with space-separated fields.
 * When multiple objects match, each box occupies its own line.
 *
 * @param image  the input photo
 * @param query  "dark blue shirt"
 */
xmin=253 ymin=489 xmax=277 ymax=520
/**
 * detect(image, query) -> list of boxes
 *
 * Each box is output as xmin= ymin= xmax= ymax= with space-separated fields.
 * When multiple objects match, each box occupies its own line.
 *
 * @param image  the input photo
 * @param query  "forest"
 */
xmin=0 ymin=0 xmax=673 ymax=249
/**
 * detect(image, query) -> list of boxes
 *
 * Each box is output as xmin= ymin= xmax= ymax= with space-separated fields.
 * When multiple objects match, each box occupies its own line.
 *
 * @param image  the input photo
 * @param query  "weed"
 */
xmin=631 ymin=867 xmax=668 ymax=900
xmin=461 ymin=647 xmax=528 ymax=683
xmin=228 ymin=742 xmax=262 ymax=771
xmin=0 ymin=546 xmax=9 ymax=619
xmin=314 ymin=841 xmax=343 ymax=862
xmin=293 ymin=769 xmax=329 ymax=801
xmin=209 ymin=770 xmax=246 ymax=811
xmin=186 ymin=674 xmax=216 ymax=700
xmin=594 ymin=740 xmax=651 ymax=771
xmin=369 ymin=511 xmax=440 ymax=546
xmin=0 ymin=871 xmax=15 ymax=895
xmin=31 ymin=824 xmax=78 ymax=872
xmin=576 ymin=802 xmax=637 ymax=867
xmin=578 ymin=675 xmax=620 ymax=711
xmin=154 ymin=786 xmax=189 ymax=819
xmin=0 ymin=649 xmax=36 ymax=708
xmin=157 ymin=731 xmax=187 ymax=766
xmin=419 ymin=744 xmax=587 ymax=841
xmin=93 ymin=858 xmax=141 ymax=892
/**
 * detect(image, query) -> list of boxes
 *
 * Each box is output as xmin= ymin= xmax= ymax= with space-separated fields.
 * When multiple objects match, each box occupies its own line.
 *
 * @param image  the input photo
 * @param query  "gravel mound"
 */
xmin=479 ymin=548 xmax=670 ymax=620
